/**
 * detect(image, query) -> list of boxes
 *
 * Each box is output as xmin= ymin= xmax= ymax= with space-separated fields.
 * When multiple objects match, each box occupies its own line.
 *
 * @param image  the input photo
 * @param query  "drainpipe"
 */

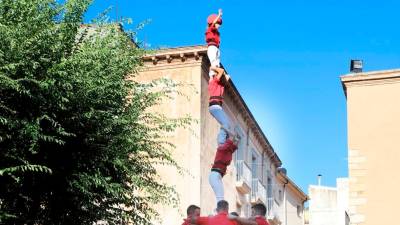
xmin=283 ymin=179 xmax=289 ymax=225
xmin=301 ymin=198 xmax=307 ymax=225
xmin=245 ymin=127 xmax=250 ymax=162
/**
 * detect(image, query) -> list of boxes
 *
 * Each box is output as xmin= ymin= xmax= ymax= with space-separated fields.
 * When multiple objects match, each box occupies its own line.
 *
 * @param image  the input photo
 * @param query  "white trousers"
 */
xmin=207 ymin=45 xmax=220 ymax=76
xmin=208 ymin=104 xmax=232 ymax=146
xmin=209 ymin=171 xmax=224 ymax=202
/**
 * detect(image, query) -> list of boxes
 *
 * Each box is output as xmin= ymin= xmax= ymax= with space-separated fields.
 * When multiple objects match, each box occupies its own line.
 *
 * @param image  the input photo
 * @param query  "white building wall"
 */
xmin=308 ymin=178 xmax=349 ymax=225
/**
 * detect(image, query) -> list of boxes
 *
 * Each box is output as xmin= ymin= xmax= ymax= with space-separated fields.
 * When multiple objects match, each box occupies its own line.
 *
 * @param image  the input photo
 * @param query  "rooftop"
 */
xmin=340 ymin=68 xmax=400 ymax=96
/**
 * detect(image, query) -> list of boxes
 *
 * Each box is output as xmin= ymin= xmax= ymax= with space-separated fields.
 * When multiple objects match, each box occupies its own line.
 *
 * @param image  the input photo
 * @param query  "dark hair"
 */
xmin=252 ymin=203 xmax=267 ymax=216
xmin=187 ymin=205 xmax=200 ymax=216
xmin=217 ymin=200 xmax=229 ymax=211
xmin=230 ymin=212 xmax=239 ymax=216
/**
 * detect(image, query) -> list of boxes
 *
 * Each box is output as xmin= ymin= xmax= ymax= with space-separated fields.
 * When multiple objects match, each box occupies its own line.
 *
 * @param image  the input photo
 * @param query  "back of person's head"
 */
xmin=187 ymin=205 xmax=200 ymax=217
xmin=216 ymin=200 xmax=229 ymax=212
xmin=252 ymin=203 xmax=267 ymax=216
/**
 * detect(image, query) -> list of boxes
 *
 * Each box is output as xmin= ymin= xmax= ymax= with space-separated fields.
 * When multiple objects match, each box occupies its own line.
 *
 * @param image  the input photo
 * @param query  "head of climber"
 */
xmin=207 ymin=14 xmax=223 ymax=28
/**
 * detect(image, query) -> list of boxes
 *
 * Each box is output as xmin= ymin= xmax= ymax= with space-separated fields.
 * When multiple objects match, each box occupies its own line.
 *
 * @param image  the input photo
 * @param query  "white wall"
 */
xmin=308 ymin=178 xmax=349 ymax=225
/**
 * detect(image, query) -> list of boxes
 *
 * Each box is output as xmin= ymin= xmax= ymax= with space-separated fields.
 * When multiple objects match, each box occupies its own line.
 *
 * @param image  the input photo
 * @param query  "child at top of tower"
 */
xmin=205 ymin=9 xmax=226 ymax=78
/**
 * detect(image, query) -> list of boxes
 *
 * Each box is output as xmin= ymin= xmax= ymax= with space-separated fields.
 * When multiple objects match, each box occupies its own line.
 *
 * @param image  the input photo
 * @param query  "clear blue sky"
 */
xmin=85 ymin=0 xmax=400 ymax=193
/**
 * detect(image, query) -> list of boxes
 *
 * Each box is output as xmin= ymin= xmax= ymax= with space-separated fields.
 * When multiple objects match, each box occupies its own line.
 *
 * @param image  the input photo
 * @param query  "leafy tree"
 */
xmin=0 ymin=0 xmax=190 ymax=224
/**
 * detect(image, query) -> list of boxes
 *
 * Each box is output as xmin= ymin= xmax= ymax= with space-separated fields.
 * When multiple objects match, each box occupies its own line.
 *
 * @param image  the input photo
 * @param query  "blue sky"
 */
xmin=85 ymin=0 xmax=400 ymax=193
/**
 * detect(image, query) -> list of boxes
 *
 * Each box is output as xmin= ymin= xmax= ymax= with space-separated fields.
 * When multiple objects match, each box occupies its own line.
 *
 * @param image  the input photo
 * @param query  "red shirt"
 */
xmin=209 ymin=212 xmax=238 ymax=225
xmin=211 ymin=139 xmax=237 ymax=176
xmin=255 ymin=216 xmax=270 ymax=225
xmin=208 ymin=77 xmax=224 ymax=103
xmin=182 ymin=219 xmax=189 ymax=225
xmin=205 ymin=25 xmax=220 ymax=47
xmin=193 ymin=216 xmax=209 ymax=225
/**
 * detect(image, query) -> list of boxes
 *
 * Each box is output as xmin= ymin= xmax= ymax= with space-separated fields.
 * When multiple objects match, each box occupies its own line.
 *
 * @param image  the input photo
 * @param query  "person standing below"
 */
xmin=192 ymin=200 xmax=238 ymax=225
xmin=228 ymin=203 xmax=270 ymax=225
xmin=183 ymin=205 xmax=208 ymax=225
xmin=206 ymin=9 xmax=235 ymax=146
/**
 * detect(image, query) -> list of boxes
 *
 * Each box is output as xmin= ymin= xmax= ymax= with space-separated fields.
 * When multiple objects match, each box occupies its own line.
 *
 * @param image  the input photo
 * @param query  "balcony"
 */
xmin=235 ymin=160 xmax=251 ymax=194
xmin=251 ymin=179 xmax=267 ymax=204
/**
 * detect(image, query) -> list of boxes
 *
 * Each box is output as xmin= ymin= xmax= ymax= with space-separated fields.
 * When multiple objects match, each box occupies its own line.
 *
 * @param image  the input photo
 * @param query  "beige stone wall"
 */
xmin=137 ymin=61 xmax=202 ymax=225
xmin=342 ymin=70 xmax=400 ymax=225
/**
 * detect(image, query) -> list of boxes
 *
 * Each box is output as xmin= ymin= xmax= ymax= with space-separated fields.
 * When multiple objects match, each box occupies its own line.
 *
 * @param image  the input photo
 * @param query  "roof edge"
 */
xmin=277 ymin=171 xmax=309 ymax=201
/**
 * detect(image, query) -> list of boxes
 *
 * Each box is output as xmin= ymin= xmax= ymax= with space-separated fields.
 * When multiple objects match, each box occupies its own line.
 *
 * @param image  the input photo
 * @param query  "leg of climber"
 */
xmin=208 ymin=57 xmax=235 ymax=146
xmin=209 ymin=170 xmax=224 ymax=202
xmin=208 ymin=104 xmax=234 ymax=146
xmin=208 ymin=135 xmax=240 ymax=202
xmin=207 ymin=45 xmax=222 ymax=77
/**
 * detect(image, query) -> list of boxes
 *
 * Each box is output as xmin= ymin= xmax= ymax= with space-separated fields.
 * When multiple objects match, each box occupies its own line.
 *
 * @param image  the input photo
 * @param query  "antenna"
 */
xmin=144 ymin=34 xmax=147 ymax=49
xmin=115 ymin=0 xmax=119 ymax=22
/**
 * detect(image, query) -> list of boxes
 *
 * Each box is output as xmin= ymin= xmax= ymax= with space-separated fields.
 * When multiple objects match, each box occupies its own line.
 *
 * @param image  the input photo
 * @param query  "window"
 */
xmin=251 ymin=148 xmax=261 ymax=180
xmin=278 ymin=190 xmax=283 ymax=201
xmin=267 ymin=177 xmax=273 ymax=198
xmin=234 ymin=126 xmax=245 ymax=162
xmin=262 ymin=158 xmax=268 ymax=185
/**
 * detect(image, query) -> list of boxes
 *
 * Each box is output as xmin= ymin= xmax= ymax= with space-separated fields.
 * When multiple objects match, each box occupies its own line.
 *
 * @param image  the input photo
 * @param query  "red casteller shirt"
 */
xmin=255 ymin=216 xmax=270 ymax=225
xmin=205 ymin=25 xmax=220 ymax=48
xmin=211 ymin=139 xmax=238 ymax=176
xmin=208 ymin=77 xmax=224 ymax=104
xmin=182 ymin=219 xmax=189 ymax=225
xmin=192 ymin=216 xmax=209 ymax=225
xmin=209 ymin=212 xmax=238 ymax=225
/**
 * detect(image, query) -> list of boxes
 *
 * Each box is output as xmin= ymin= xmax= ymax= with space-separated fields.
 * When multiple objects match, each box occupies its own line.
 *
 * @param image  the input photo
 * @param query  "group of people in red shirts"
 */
xmin=181 ymin=9 xmax=270 ymax=225
xmin=182 ymin=201 xmax=269 ymax=225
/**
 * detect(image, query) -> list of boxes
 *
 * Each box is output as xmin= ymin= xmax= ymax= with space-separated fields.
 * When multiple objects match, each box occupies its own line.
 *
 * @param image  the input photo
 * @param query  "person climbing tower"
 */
xmin=206 ymin=9 xmax=235 ymax=146
xmin=209 ymin=134 xmax=240 ymax=202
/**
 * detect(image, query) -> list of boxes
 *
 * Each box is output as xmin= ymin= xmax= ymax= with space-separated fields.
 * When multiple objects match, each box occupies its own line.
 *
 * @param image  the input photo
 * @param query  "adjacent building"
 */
xmin=308 ymin=178 xmax=350 ymax=225
xmin=137 ymin=45 xmax=308 ymax=225
xmin=340 ymin=69 xmax=400 ymax=225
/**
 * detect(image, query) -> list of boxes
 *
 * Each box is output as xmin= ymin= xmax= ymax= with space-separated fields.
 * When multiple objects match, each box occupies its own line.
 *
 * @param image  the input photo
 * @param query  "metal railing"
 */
xmin=236 ymin=160 xmax=252 ymax=187
xmin=251 ymin=179 xmax=267 ymax=203
xmin=267 ymin=197 xmax=274 ymax=218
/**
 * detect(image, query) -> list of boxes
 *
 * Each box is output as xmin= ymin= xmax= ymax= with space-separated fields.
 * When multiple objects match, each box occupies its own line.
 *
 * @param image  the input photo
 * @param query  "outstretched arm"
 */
xmin=211 ymin=9 xmax=223 ymax=25
xmin=190 ymin=216 xmax=208 ymax=225
xmin=229 ymin=215 xmax=257 ymax=225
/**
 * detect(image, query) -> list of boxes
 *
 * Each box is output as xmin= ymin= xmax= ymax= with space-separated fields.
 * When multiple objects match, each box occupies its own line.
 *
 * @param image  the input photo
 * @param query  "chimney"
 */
xmin=350 ymin=60 xmax=363 ymax=73
xmin=317 ymin=174 xmax=322 ymax=186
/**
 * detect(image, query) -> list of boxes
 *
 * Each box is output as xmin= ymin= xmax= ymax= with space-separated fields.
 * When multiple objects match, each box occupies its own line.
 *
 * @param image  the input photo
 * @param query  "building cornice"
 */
xmin=142 ymin=45 xmax=207 ymax=69
xmin=340 ymin=69 xmax=400 ymax=97
xmin=141 ymin=45 xmax=282 ymax=167
xmin=277 ymin=171 xmax=309 ymax=201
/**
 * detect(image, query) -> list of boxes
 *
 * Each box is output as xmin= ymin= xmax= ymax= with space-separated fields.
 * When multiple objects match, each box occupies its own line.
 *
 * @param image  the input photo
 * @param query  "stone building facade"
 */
xmin=137 ymin=45 xmax=308 ymax=225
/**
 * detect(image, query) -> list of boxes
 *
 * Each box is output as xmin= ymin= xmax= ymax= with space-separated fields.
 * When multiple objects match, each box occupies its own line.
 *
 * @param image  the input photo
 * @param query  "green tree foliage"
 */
xmin=0 ymin=0 xmax=190 ymax=224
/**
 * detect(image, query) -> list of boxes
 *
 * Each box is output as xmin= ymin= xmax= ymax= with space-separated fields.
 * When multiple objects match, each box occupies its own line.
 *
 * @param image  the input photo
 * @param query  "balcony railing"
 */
xmin=251 ymin=179 xmax=267 ymax=204
xmin=266 ymin=197 xmax=274 ymax=219
xmin=235 ymin=160 xmax=252 ymax=194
